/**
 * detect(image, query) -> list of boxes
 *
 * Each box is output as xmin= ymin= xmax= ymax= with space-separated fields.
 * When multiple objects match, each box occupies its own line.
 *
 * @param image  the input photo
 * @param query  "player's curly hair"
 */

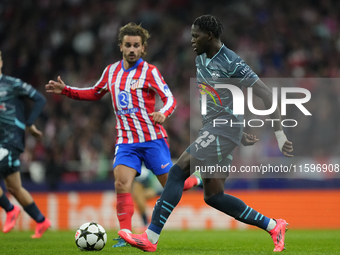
xmin=118 ymin=23 xmax=150 ymax=57
xmin=193 ymin=15 xmax=224 ymax=39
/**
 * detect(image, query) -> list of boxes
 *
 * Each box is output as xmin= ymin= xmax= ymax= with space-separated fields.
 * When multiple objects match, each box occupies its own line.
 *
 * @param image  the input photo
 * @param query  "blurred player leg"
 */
xmin=4 ymin=171 xmax=50 ymax=238
xmin=0 ymin=186 xmax=20 ymax=233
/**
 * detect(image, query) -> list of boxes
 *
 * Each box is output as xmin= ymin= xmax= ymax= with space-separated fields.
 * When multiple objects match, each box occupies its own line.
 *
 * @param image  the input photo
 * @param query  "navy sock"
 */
xmin=23 ymin=202 xmax=45 ymax=223
xmin=0 ymin=193 xmax=14 ymax=212
xmin=205 ymin=192 xmax=270 ymax=230
xmin=149 ymin=164 xmax=188 ymax=234
xmin=141 ymin=213 xmax=148 ymax=226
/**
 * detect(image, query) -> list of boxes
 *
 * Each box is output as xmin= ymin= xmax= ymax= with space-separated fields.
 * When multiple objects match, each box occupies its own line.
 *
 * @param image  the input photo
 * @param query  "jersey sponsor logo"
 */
xmin=118 ymin=90 xmax=129 ymax=108
xmin=197 ymin=83 xmax=223 ymax=106
xmin=130 ymin=79 xmax=143 ymax=90
xmin=116 ymin=107 xmax=139 ymax=115
xmin=240 ymin=66 xmax=250 ymax=75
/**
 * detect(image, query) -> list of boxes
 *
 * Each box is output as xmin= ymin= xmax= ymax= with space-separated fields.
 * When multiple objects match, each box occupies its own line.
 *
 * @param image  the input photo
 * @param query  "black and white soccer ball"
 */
xmin=75 ymin=222 xmax=107 ymax=251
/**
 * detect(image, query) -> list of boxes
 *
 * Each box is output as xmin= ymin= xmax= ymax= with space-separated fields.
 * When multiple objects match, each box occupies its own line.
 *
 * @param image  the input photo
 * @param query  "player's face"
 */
xmin=120 ymin=35 xmax=144 ymax=65
xmin=191 ymin=25 xmax=209 ymax=55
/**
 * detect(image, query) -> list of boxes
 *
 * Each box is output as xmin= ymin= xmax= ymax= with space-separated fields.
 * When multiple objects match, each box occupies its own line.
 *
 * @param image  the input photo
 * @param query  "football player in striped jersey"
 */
xmin=46 ymin=23 xmax=201 ymax=247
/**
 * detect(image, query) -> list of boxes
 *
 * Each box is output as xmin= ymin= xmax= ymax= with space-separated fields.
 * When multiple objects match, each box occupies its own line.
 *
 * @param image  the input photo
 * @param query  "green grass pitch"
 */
xmin=1 ymin=229 xmax=339 ymax=254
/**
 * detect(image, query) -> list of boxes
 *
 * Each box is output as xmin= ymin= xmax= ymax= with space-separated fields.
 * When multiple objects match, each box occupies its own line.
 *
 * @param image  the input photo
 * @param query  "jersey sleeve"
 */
xmin=229 ymin=60 xmax=259 ymax=87
xmin=61 ymin=66 xmax=110 ymax=100
xmin=14 ymin=79 xmax=46 ymax=126
xmin=148 ymin=66 xmax=177 ymax=117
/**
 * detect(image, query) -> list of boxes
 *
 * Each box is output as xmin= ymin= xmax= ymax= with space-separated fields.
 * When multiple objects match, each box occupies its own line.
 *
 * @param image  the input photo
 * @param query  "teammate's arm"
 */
xmin=26 ymin=124 xmax=43 ymax=138
xmin=17 ymin=81 xmax=46 ymax=139
xmin=252 ymin=79 xmax=294 ymax=157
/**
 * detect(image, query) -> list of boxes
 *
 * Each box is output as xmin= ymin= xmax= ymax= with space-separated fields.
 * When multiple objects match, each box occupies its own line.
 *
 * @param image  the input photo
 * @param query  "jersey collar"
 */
xmin=205 ymin=44 xmax=225 ymax=66
xmin=121 ymin=58 xmax=143 ymax=72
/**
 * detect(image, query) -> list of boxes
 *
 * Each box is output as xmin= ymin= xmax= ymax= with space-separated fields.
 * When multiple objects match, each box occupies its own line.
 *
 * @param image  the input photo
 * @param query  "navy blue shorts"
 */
xmin=113 ymin=138 xmax=173 ymax=176
xmin=186 ymin=130 xmax=236 ymax=166
xmin=0 ymin=147 xmax=21 ymax=179
xmin=186 ymin=125 xmax=237 ymax=178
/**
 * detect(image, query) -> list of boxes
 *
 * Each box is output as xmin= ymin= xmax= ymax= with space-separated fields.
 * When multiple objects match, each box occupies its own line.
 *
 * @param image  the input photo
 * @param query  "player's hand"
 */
xmin=45 ymin=76 xmax=66 ymax=94
xmin=275 ymin=130 xmax=294 ymax=157
xmin=26 ymin=124 xmax=43 ymax=138
xmin=148 ymin=112 xmax=166 ymax=125
xmin=241 ymin=132 xmax=259 ymax=146
xmin=281 ymin=140 xmax=294 ymax=157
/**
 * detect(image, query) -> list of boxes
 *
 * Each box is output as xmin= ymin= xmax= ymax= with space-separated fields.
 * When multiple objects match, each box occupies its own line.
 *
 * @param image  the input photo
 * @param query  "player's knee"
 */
xmin=114 ymin=180 xmax=132 ymax=193
xmin=204 ymin=191 xmax=223 ymax=207
xmin=6 ymin=185 xmax=22 ymax=196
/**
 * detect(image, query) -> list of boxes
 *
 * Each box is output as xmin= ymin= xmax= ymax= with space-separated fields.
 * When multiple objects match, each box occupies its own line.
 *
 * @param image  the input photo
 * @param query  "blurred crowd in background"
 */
xmin=1 ymin=0 xmax=340 ymax=188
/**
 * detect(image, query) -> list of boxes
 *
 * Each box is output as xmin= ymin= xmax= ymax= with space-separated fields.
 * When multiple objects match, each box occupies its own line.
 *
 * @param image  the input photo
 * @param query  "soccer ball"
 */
xmin=75 ymin=222 xmax=107 ymax=251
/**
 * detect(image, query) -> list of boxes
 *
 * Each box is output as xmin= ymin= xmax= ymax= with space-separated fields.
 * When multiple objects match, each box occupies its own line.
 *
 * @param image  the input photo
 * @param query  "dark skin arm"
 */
xmin=252 ymin=79 xmax=294 ymax=157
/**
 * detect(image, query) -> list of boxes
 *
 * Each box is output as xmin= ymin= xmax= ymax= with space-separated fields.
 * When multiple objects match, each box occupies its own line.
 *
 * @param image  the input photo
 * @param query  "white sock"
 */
xmin=146 ymin=229 xmax=159 ymax=244
xmin=266 ymin=219 xmax=277 ymax=231
xmin=120 ymin=228 xmax=132 ymax=234
xmin=195 ymin=176 xmax=202 ymax=186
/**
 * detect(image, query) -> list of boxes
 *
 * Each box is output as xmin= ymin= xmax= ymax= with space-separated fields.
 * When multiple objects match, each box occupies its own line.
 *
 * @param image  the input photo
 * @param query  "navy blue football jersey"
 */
xmin=195 ymin=44 xmax=259 ymax=144
xmin=0 ymin=74 xmax=46 ymax=152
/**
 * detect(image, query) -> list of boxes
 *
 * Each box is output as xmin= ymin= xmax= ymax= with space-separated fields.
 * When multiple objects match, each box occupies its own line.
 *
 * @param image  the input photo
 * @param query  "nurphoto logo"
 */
xmin=199 ymin=83 xmax=311 ymax=128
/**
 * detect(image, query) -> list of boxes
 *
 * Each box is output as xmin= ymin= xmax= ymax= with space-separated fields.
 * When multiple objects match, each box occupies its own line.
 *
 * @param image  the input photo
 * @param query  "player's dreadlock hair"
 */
xmin=118 ymin=22 xmax=150 ymax=57
xmin=193 ymin=15 xmax=224 ymax=39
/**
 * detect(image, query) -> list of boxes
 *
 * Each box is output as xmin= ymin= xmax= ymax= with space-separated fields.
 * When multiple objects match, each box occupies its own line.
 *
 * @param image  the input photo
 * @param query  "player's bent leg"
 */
xmin=155 ymin=172 xmax=168 ymax=187
xmin=269 ymin=219 xmax=289 ymax=252
xmin=0 ymin=185 xmax=20 ymax=233
xmin=203 ymin=178 xmax=288 ymax=252
xmin=118 ymin=230 xmax=157 ymax=252
xmin=4 ymin=171 xmax=34 ymax=207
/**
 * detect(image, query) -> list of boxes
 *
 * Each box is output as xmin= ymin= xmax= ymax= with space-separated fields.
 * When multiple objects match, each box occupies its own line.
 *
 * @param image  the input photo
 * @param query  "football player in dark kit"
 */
xmin=0 ymin=51 xmax=51 ymax=238
xmin=119 ymin=15 xmax=293 ymax=252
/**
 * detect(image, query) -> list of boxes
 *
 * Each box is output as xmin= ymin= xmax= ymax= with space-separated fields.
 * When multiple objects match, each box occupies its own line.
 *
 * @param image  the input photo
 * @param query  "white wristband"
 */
xmin=275 ymin=130 xmax=287 ymax=152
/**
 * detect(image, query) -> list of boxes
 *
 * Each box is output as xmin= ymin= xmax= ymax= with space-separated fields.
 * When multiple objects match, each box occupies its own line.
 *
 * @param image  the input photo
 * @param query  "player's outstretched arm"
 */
xmin=252 ymin=79 xmax=294 ymax=157
xmin=45 ymin=76 xmax=65 ymax=94
xmin=241 ymin=132 xmax=259 ymax=146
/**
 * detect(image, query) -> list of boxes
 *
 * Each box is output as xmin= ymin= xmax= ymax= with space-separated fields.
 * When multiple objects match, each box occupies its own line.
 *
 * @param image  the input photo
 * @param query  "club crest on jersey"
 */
xmin=130 ymin=79 xmax=143 ymax=90
xmin=211 ymin=71 xmax=220 ymax=80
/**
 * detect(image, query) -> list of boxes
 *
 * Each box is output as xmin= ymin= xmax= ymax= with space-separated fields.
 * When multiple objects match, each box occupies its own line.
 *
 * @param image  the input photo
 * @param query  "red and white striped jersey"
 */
xmin=61 ymin=59 xmax=177 ymax=144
